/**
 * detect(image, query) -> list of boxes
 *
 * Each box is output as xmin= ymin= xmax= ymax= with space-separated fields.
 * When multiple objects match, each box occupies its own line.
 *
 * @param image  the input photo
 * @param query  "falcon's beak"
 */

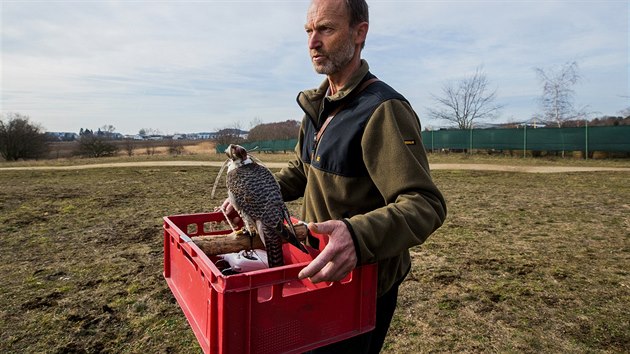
xmin=225 ymin=144 xmax=234 ymax=159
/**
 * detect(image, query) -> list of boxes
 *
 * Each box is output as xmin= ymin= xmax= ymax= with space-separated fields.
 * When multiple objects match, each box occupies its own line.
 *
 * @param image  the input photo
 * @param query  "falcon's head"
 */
xmin=225 ymin=144 xmax=251 ymax=171
xmin=226 ymin=144 xmax=248 ymax=161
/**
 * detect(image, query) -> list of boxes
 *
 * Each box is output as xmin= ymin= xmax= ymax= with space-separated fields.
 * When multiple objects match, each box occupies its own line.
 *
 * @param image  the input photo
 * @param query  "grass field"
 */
xmin=1 ymin=154 xmax=628 ymax=353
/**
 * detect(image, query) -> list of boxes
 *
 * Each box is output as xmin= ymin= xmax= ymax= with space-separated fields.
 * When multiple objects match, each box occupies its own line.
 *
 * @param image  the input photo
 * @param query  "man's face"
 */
xmin=305 ymin=0 xmax=356 ymax=75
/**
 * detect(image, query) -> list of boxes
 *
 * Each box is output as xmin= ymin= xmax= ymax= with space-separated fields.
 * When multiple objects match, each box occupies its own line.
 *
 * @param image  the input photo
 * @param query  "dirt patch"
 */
xmin=430 ymin=163 xmax=630 ymax=173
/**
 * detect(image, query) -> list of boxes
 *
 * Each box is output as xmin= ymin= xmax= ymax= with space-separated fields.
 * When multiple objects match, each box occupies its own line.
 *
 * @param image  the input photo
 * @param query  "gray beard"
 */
xmin=313 ymin=40 xmax=355 ymax=75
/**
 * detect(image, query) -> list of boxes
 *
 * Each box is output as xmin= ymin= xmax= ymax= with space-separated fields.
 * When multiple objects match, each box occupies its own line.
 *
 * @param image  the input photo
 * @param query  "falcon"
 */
xmin=220 ymin=144 xmax=308 ymax=267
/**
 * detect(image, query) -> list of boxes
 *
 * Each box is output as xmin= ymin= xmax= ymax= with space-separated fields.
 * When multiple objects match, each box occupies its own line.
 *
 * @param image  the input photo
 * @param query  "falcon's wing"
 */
xmin=226 ymin=163 xmax=308 ymax=254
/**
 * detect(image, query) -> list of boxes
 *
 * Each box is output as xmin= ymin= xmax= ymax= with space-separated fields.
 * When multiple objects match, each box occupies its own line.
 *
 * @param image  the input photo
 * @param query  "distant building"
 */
xmin=46 ymin=132 xmax=79 ymax=141
xmin=196 ymin=132 xmax=217 ymax=140
xmin=124 ymin=134 xmax=145 ymax=140
xmin=213 ymin=128 xmax=249 ymax=140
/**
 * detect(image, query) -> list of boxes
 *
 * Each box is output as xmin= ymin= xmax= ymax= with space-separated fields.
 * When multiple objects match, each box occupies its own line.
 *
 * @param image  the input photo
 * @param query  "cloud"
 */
xmin=1 ymin=0 xmax=627 ymax=133
xmin=365 ymin=1 xmax=628 ymax=124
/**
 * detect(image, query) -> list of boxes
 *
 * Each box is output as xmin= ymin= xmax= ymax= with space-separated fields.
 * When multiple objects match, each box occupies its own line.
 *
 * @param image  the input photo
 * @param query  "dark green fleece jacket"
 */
xmin=275 ymin=60 xmax=447 ymax=296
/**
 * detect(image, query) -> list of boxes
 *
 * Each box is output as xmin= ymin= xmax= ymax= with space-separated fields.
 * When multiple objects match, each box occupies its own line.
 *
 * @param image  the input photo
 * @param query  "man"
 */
xmin=225 ymin=0 xmax=446 ymax=352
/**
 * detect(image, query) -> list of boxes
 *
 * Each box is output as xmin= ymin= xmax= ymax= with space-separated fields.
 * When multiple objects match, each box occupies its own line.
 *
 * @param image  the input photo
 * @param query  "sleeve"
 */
xmin=346 ymin=99 xmax=447 ymax=263
xmin=274 ymin=120 xmax=308 ymax=202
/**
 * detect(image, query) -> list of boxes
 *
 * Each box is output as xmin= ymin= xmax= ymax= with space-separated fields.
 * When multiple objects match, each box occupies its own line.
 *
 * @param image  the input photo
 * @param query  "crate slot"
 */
xmin=180 ymin=246 xmax=198 ymax=271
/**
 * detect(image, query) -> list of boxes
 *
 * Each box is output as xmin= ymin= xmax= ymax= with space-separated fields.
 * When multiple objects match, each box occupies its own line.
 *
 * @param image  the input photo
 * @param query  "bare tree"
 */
xmin=534 ymin=61 xmax=582 ymax=128
xmin=167 ymin=139 xmax=185 ymax=156
xmin=618 ymin=96 xmax=630 ymax=118
xmin=144 ymin=142 xmax=157 ymax=156
xmin=101 ymin=125 xmax=116 ymax=134
xmin=0 ymin=112 xmax=50 ymax=161
xmin=138 ymin=128 xmax=161 ymax=137
xmin=247 ymin=120 xmax=300 ymax=141
xmin=123 ymin=138 xmax=136 ymax=157
xmin=249 ymin=117 xmax=263 ymax=129
xmin=214 ymin=122 xmax=245 ymax=146
xmin=75 ymin=134 xmax=118 ymax=158
xmin=427 ymin=67 xmax=503 ymax=129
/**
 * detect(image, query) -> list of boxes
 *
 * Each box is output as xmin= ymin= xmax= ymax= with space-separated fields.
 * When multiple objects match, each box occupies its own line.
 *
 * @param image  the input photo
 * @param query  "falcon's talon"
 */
xmin=243 ymin=249 xmax=256 ymax=259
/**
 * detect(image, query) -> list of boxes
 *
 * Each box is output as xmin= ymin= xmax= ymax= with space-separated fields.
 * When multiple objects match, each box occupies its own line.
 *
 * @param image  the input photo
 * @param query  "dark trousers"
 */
xmin=305 ymin=281 xmax=400 ymax=354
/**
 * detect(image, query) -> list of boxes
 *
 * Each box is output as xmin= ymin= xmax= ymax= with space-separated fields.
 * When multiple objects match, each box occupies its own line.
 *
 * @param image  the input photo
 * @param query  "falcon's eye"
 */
xmin=234 ymin=145 xmax=247 ymax=160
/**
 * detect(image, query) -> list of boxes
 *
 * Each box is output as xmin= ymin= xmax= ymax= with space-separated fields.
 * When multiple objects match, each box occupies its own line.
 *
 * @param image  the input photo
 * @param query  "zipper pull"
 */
xmin=311 ymin=132 xmax=318 ymax=160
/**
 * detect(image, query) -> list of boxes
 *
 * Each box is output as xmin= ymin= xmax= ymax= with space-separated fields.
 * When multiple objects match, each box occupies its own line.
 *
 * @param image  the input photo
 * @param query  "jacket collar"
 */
xmin=297 ymin=60 xmax=371 ymax=121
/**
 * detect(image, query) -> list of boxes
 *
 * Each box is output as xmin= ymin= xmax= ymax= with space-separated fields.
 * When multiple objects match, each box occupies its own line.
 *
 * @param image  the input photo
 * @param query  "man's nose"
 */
xmin=308 ymin=32 xmax=321 ymax=50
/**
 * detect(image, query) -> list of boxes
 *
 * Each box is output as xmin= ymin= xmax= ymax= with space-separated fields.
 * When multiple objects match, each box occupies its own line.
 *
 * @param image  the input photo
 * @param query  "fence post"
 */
xmin=469 ymin=127 xmax=473 ymax=155
xmin=585 ymin=120 xmax=589 ymax=160
xmin=523 ymin=124 xmax=527 ymax=158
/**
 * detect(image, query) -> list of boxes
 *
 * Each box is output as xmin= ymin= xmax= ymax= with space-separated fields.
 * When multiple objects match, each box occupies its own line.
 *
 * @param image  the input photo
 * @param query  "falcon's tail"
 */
xmin=279 ymin=220 xmax=309 ymax=254
xmin=278 ymin=205 xmax=309 ymax=254
xmin=257 ymin=220 xmax=284 ymax=268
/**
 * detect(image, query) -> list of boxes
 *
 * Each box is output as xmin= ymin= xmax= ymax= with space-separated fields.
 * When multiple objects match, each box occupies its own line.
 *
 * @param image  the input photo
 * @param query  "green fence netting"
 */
xmin=217 ymin=126 xmax=629 ymax=155
xmin=421 ymin=125 xmax=630 ymax=153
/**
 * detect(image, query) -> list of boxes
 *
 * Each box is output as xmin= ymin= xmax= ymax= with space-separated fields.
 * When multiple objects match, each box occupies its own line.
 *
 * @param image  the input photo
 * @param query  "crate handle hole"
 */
xmin=257 ymin=286 xmax=274 ymax=303
xmin=181 ymin=248 xmax=198 ymax=271
xmin=187 ymin=224 xmax=198 ymax=235
xmin=339 ymin=272 xmax=354 ymax=284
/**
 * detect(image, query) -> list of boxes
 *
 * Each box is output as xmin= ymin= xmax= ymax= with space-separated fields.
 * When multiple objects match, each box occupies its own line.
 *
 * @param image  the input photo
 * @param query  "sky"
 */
xmin=1 ymin=0 xmax=628 ymax=135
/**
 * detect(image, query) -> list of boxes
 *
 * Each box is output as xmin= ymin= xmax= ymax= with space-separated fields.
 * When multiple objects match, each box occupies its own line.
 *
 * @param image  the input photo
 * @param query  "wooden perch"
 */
xmin=191 ymin=223 xmax=310 ymax=256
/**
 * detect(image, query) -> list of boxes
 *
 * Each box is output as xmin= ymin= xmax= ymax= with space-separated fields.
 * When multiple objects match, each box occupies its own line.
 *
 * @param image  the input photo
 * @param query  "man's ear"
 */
xmin=354 ymin=21 xmax=369 ymax=46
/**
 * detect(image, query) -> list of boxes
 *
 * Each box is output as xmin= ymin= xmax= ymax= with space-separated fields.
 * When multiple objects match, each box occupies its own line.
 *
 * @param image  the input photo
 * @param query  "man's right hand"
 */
xmin=217 ymin=197 xmax=241 ymax=225
xmin=298 ymin=220 xmax=358 ymax=283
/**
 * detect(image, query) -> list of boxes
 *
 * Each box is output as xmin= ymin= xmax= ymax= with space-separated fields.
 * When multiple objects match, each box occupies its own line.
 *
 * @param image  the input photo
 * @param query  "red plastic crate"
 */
xmin=163 ymin=212 xmax=377 ymax=354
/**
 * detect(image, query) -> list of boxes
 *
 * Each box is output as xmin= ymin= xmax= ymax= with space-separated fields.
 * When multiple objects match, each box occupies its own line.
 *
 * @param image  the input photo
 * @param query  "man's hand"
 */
xmin=216 ymin=198 xmax=241 ymax=225
xmin=298 ymin=220 xmax=358 ymax=283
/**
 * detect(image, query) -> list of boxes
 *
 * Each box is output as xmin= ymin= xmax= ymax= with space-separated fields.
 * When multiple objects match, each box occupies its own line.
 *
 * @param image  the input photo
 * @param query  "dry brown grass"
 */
xmin=385 ymin=170 xmax=630 ymax=353
xmin=0 ymin=158 xmax=628 ymax=353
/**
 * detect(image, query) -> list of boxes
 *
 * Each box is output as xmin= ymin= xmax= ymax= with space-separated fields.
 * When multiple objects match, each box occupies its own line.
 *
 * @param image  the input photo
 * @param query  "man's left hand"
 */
xmin=298 ymin=220 xmax=358 ymax=283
